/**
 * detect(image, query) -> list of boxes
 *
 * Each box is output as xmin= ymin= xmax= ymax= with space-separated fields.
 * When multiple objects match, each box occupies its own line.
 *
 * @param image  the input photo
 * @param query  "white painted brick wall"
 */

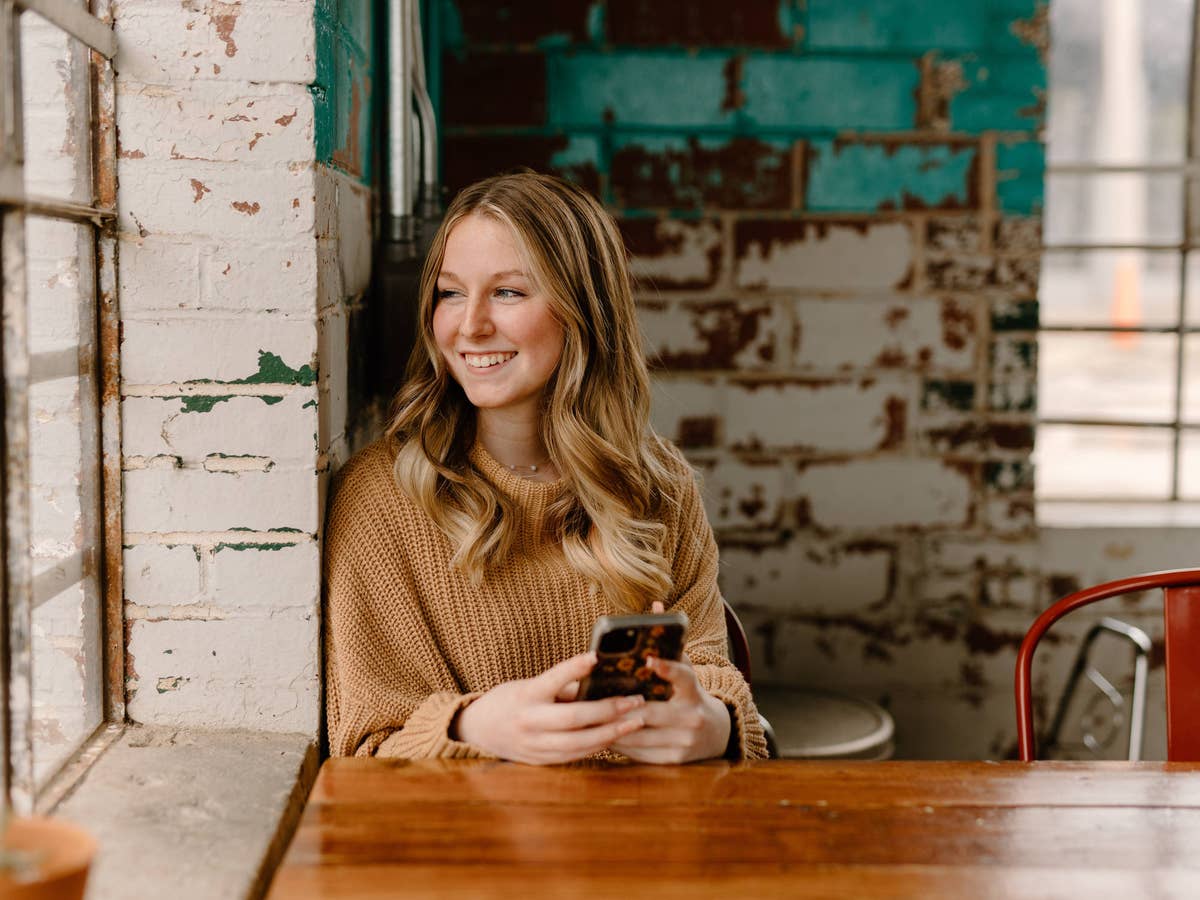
xmin=114 ymin=1 xmax=316 ymax=85
xmin=721 ymin=541 xmax=895 ymax=614
xmin=120 ymin=318 xmax=316 ymax=385
xmin=125 ymin=612 xmax=318 ymax=733
xmin=123 ymin=467 xmax=319 ymax=534
xmin=736 ymin=221 xmax=913 ymax=292
xmin=114 ymin=0 xmax=331 ymax=735
xmin=797 ymin=458 xmax=973 ymax=530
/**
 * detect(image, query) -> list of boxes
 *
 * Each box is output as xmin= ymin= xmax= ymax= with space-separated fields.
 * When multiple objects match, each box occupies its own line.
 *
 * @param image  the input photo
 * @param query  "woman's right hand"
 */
xmin=453 ymin=652 xmax=646 ymax=764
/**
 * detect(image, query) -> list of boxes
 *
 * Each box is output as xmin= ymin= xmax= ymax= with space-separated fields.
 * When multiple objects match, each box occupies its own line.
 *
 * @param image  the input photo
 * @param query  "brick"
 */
xmin=121 ymin=318 xmax=316 ymax=385
xmin=123 ymin=466 xmax=318 ymax=533
xmin=950 ymin=57 xmax=1046 ymax=133
xmin=697 ymin=457 xmax=787 ymax=531
xmin=442 ymin=133 xmax=601 ymax=198
xmin=735 ymin=219 xmax=913 ymax=292
xmin=925 ymin=253 xmax=1039 ymax=293
xmin=317 ymin=166 xmax=372 ymax=298
xmin=611 ymin=135 xmax=792 ymax=210
xmin=806 ymin=140 xmax=978 ymax=212
xmin=126 ymin=612 xmax=318 ymax=732
xmin=442 ymin=51 xmax=545 ymax=127
xmin=116 ymin=81 xmax=314 ymax=164
xmin=994 ymin=216 xmax=1042 ymax=252
xmin=927 ymin=216 xmax=984 ymax=253
xmin=123 ymin=544 xmax=204 ymax=607
xmin=720 ymin=539 xmax=896 ymax=614
xmin=927 ymin=535 xmax=1038 ymax=573
xmin=649 ymin=377 xmax=722 ymax=449
xmin=117 ymin=161 xmax=316 ymax=241
xmin=548 ymin=52 xmax=732 ymax=127
xmin=991 ymin=335 xmax=1037 ymax=377
xmin=806 ymin=0 xmax=1044 ymax=54
xmin=608 ymin=1 xmax=793 ymax=48
xmin=118 ymin=236 xmax=202 ymax=312
xmin=210 ymin=239 xmax=320 ymax=313
xmin=919 ymin=418 xmax=1034 ymax=456
xmin=640 ymin=299 xmax=779 ymax=371
xmin=996 ymin=139 xmax=1045 ymax=215
xmin=984 ymin=460 xmax=1034 ymax=492
xmin=115 ymin=1 xmax=316 ymax=85
xmin=922 ymin=379 xmax=976 ymax=413
xmin=742 ymin=57 xmax=917 ymax=130
xmin=792 ymin=297 xmax=976 ymax=373
xmin=451 ymin=0 xmax=595 ymax=45
xmin=209 ymin=542 xmax=319 ymax=610
xmin=122 ymin=391 xmax=318 ymax=463
xmin=797 ymin=458 xmax=973 ymax=529
xmin=622 ymin=218 xmax=723 ymax=290
xmin=984 ymin=493 xmax=1035 ymax=536
xmin=318 ymin=307 xmax=349 ymax=447
xmin=724 ymin=378 xmax=910 ymax=453
xmin=991 ymin=297 xmax=1038 ymax=331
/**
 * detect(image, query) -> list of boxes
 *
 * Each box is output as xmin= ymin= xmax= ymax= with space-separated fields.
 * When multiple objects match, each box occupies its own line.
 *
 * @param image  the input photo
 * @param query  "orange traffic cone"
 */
xmin=1110 ymin=255 xmax=1142 ymax=346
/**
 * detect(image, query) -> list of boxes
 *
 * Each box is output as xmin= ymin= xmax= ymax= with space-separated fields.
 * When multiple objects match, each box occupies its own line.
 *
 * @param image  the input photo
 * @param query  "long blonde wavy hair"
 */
xmin=386 ymin=173 xmax=680 ymax=611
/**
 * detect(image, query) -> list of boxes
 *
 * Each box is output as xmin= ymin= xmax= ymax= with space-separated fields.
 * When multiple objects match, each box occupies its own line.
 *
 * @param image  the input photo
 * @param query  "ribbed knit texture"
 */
xmin=324 ymin=436 xmax=769 ymax=762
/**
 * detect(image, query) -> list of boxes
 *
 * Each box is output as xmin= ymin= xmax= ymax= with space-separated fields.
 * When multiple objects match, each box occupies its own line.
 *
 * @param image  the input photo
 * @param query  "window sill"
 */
xmin=1038 ymin=500 xmax=1200 ymax=529
xmin=54 ymin=725 xmax=317 ymax=900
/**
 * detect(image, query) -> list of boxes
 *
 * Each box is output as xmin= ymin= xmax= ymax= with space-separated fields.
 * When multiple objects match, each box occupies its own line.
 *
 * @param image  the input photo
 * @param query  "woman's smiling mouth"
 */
xmin=463 ymin=351 xmax=517 ymax=369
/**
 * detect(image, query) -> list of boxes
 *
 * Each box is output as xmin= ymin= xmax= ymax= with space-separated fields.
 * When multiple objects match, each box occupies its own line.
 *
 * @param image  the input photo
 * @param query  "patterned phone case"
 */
xmin=578 ymin=612 xmax=688 ymax=701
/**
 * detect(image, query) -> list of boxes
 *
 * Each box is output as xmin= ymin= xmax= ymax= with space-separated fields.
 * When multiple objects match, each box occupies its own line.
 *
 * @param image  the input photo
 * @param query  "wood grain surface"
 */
xmin=268 ymin=759 xmax=1200 ymax=899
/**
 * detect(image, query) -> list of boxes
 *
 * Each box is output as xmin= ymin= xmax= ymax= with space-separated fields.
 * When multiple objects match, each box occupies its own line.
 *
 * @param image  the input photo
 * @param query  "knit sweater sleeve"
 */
xmin=324 ymin=447 xmax=492 ymax=760
xmin=663 ymin=450 xmax=769 ymax=761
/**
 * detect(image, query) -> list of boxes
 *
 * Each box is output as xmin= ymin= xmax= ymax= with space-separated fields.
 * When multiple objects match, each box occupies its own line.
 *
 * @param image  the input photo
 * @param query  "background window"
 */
xmin=1038 ymin=0 xmax=1200 ymax=501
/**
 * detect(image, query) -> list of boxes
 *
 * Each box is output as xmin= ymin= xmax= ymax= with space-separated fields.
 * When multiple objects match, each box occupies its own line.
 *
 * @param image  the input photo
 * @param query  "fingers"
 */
xmin=554 ymin=680 xmax=581 ymax=702
xmin=524 ymin=694 xmax=645 ymax=732
xmin=533 ymin=712 xmax=645 ymax=760
xmin=531 ymin=652 xmax=597 ymax=698
xmin=645 ymin=656 xmax=700 ymax=701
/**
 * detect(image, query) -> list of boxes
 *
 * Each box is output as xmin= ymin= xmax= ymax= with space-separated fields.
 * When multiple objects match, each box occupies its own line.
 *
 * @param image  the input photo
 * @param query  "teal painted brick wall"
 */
xmin=313 ymin=0 xmax=378 ymax=183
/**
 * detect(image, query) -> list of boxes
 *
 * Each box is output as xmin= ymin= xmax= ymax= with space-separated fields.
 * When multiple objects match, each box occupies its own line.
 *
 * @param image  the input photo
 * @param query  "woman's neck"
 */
xmin=476 ymin=410 xmax=557 ymax=480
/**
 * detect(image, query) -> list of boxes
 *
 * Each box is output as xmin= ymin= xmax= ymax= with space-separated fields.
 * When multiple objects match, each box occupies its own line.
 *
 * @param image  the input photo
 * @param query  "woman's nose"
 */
xmin=460 ymin=297 xmax=494 ymax=337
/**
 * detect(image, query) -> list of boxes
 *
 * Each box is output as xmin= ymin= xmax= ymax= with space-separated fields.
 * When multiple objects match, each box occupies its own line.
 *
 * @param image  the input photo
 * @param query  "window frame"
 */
xmin=1038 ymin=0 xmax=1200 ymax=504
xmin=0 ymin=0 xmax=121 ymax=816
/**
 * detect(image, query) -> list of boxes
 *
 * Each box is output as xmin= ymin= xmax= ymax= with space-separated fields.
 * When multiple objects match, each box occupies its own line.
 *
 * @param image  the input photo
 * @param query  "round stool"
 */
xmin=754 ymin=686 xmax=895 ymax=760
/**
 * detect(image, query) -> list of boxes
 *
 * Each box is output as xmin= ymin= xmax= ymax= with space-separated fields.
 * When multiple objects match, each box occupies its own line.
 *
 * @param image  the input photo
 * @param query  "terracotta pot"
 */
xmin=0 ymin=816 xmax=95 ymax=900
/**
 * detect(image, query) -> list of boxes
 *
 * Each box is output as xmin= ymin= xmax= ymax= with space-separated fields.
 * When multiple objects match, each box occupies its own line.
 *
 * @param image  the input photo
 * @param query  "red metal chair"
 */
xmin=1015 ymin=568 xmax=1200 ymax=761
xmin=722 ymin=599 xmax=779 ymax=758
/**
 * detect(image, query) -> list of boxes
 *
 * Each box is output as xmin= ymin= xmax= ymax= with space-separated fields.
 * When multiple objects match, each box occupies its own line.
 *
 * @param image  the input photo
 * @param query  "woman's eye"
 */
xmin=435 ymin=288 xmax=463 ymax=302
xmin=495 ymin=288 xmax=525 ymax=300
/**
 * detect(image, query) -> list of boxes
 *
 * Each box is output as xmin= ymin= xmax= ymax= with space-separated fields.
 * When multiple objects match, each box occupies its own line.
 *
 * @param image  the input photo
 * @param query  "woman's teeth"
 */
xmin=464 ymin=352 xmax=516 ymax=368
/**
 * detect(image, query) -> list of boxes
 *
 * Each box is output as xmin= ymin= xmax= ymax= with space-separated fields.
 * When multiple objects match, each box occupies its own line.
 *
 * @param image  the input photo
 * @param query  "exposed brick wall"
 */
xmin=113 ymin=0 xmax=373 ymax=735
xmin=440 ymin=0 xmax=1049 ymax=757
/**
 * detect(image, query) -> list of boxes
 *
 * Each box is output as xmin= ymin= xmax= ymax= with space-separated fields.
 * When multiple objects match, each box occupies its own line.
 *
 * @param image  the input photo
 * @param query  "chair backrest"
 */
xmin=1015 ymin=568 xmax=1200 ymax=761
xmin=722 ymin=599 xmax=752 ymax=687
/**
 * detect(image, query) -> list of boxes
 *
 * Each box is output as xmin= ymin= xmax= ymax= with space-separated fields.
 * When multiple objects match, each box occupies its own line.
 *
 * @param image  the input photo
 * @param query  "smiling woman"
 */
xmin=323 ymin=173 xmax=768 ymax=766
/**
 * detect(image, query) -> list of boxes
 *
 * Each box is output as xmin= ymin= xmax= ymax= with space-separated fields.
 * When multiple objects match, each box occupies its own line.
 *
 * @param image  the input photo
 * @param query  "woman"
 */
xmin=325 ymin=173 xmax=767 ymax=764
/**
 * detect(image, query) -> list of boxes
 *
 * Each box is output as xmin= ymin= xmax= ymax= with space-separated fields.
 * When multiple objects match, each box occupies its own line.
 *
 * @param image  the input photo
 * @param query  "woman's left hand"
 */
xmin=608 ymin=654 xmax=731 ymax=764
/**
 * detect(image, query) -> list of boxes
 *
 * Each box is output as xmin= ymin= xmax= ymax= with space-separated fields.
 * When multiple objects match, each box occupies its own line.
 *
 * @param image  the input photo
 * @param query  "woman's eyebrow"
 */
xmin=437 ymin=269 xmax=528 ymax=281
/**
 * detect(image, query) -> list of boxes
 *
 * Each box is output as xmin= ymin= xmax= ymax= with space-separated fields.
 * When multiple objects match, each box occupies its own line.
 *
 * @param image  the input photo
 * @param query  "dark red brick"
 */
xmin=607 ymin=0 xmax=791 ymax=47
xmin=452 ymin=0 xmax=594 ymax=45
xmin=441 ymin=52 xmax=545 ymax=127
xmin=611 ymin=137 xmax=792 ymax=210
xmin=442 ymin=134 xmax=600 ymax=198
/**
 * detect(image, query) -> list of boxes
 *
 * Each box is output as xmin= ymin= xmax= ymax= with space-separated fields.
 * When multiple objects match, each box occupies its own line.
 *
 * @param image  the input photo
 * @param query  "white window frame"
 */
xmin=0 ymin=0 xmax=121 ymax=816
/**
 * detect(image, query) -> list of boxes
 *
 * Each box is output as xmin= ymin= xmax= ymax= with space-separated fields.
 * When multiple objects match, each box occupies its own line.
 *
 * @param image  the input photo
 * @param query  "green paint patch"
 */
xmin=212 ymin=542 xmax=295 ymax=554
xmin=228 ymin=351 xmax=317 ymax=387
xmin=302 ymin=399 xmax=317 ymax=409
xmin=180 ymin=395 xmax=234 ymax=414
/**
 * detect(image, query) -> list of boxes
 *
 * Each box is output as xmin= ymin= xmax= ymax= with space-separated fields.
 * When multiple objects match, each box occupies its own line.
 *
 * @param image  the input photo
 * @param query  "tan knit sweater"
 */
xmin=324 ymin=437 xmax=768 ymax=762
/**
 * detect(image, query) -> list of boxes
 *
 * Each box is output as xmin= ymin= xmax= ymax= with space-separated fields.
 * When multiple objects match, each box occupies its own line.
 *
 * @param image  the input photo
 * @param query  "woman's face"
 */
xmin=432 ymin=214 xmax=565 ymax=420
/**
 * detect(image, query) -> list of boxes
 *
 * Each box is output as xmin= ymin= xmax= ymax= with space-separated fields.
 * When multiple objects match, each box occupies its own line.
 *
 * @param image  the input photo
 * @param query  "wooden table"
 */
xmin=268 ymin=758 xmax=1200 ymax=899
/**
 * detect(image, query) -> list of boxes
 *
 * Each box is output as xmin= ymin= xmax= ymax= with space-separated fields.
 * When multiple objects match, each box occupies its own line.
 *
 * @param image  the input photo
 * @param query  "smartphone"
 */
xmin=576 ymin=611 xmax=688 ymax=702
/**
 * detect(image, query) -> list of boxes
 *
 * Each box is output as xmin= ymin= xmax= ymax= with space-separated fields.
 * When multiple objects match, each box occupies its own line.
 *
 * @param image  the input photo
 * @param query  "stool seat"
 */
xmin=754 ymin=686 xmax=895 ymax=760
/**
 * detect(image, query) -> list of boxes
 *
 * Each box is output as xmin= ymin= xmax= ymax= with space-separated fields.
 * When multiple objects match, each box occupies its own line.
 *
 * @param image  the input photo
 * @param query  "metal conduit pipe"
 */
xmin=409 ymin=0 xmax=438 ymax=219
xmin=387 ymin=0 xmax=414 ymax=243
